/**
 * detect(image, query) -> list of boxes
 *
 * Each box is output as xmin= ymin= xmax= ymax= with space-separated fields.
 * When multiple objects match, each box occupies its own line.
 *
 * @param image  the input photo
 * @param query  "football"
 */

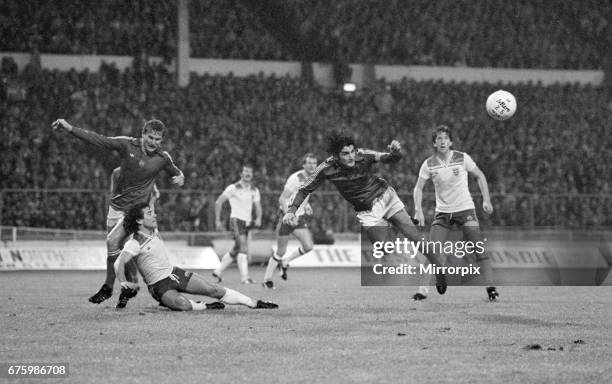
xmin=486 ymin=90 xmax=517 ymax=121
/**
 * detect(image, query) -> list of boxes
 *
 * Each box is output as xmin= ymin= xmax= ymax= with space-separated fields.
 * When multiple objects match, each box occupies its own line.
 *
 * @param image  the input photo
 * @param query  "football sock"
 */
xmin=264 ymin=252 xmax=282 ymax=281
xmin=237 ymin=253 xmax=249 ymax=281
xmin=214 ymin=252 xmax=233 ymax=276
xmin=221 ymin=288 xmax=256 ymax=308
xmin=282 ymin=246 xmax=306 ymax=264
xmin=189 ymin=300 xmax=208 ymax=311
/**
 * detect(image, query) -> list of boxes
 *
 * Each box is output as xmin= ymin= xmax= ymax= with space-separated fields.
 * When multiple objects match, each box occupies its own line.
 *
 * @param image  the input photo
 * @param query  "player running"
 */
xmin=212 ymin=163 xmax=262 ymax=284
xmin=283 ymin=132 xmax=447 ymax=294
xmin=51 ymin=118 xmax=184 ymax=308
xmin=413 ymin=125 xmax=498 ymax=301
xmin=262 ymin=153 xmax=317 ymax=289
xmin=114 ymin=203 xmax=278 ymax=311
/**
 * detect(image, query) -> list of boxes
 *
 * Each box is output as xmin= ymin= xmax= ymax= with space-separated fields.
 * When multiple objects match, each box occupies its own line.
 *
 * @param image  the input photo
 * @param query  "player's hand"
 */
xmin=483 ymin=201 xmax=494 ymax=215
xmin=413 ymin=210 xmax=425 ymax=226
xmin=215 ymin=220 xmax=224 ymax=231
xmin=282 ymin=212 xmax=298 ymax=226
xmin=303 ymin=204 xmax=313 ymax=216
xmin=51 ymin=119 xmax=73 ymax=132
xmin=388 ymin=140 xmax=401 ymax=153
xmin=171 ymin=173 xmax=185 ymax=187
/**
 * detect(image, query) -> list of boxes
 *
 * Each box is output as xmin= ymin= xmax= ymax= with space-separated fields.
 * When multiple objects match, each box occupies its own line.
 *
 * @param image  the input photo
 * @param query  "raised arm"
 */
xmin=52 ymin=118 xmax=126 ymax=153
xmin=359 ymin=140 xmax=402 ymax=163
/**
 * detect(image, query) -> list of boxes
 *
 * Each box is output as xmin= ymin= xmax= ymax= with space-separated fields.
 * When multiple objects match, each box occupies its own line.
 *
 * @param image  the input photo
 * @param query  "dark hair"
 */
xmin=241 ymin=162 xmax=254 ymax=172
xmin=431 ymin=125 xmax=453 ymax=144
xmin=302 ymin=152 xmax=317 ymax=164
xmin=123 ymin=202 xmax=149 ymax=235
xmin=326 ymin=132 xmax=356 ymax=156
xmin=141 ymin=119 xmax=166 ymax=137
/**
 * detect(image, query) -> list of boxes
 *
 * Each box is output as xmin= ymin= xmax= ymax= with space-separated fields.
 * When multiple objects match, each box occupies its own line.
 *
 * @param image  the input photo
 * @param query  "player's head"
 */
xmin=432 ymin=125 xmax=453 ymax=154
xmin=123 ymin=202 xmax=157 ymax=235
xmin=302 ymin=153 xmax=318 ymax=175
xmin=141 ymin=119 xmax=165 ymax=154
xmin=240 ymin=163 xmax=254 ymax=182
xmin=327 ymin=132 xmax=356 ymax=167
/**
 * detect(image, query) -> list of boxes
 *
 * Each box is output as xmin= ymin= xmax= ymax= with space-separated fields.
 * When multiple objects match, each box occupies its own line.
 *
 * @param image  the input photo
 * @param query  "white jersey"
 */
xmin=122 ymin=231 xmax=173 ymax=285
xmin=418 ymin=150 xmax=476 ymax=213
xmin=222 ymin=182 xmax=261 ymax=222
xmin=283 ymin=170 xmax=312 ymax=216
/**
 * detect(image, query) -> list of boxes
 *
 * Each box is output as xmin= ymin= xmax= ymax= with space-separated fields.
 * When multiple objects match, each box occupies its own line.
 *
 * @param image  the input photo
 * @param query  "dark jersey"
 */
xmin=70 ymin=127 xmax=182 ymax=211
xmin=288 ymin=150 xmax=402 ymax=212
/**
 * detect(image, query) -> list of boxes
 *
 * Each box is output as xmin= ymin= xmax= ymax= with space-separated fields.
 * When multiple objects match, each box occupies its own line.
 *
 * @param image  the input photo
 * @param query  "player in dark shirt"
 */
xmin=52 ymin=118 xmax=184 ymax=307
xmin=284 ymin=132 xmax=447 ymax=294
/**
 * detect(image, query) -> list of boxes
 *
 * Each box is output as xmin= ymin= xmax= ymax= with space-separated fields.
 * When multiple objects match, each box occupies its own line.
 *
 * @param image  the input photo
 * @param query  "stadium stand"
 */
xmin=0 ymin=0 xmax=609 ymax=68
xmin=1 ymin=60 xmax=612 ymax=234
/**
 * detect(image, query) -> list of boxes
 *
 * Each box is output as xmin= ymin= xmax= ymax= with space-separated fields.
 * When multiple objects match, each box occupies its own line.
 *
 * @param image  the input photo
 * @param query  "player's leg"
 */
xmin=460 ymin=215 xmax=498 ymax=301
xmin=413 ymin=218 xmax=451 ymax=300
xmin=89 ymin=213 xmax=126 ymax=304
xmin=184 ymin=271 xmax=277 ymax=309
xmin=212 ymin=219 xmax=241 ymax=282
xmin=279 ymin=227 xmax=315 ymax=280
xmin=388 ymin=209 xmax=448 ymax=294
xmin=236 ymin=231 xmax=253 ymax=284
xmin=263 ymin=221 xmax=288 ymax=288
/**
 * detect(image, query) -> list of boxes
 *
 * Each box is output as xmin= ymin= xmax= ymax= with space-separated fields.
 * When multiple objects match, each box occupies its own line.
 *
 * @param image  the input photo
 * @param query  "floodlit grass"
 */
xmin=1 ymin=268 xmax=611 ymax=383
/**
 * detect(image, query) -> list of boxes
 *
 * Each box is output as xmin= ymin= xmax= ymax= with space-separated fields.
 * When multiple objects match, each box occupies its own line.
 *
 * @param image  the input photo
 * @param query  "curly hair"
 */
xmin=141 ymin=119 xmax=166 ymax=137
xmin=123 ymin=202 xmax=149 ymax=235
xmin=326 ymin=132 xmax=356 ymax=156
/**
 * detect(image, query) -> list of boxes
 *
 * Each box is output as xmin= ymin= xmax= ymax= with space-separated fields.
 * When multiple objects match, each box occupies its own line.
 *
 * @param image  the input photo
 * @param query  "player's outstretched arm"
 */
xmin=413 ymin=177 xmax=427 ymax=225
xmin=470 ymin=167 xmax=494 ymax=214
xmin=52 ymin=118 xmax=126 ymax=152
xmin=359 ymin=140 xmax=402 ymax=163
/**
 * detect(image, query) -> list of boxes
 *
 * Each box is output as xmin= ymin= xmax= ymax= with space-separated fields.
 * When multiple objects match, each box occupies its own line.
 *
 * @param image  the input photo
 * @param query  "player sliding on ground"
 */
xmin=283 ymin=132 xmax=447 ymax=295
xmin=413 ymin=125 xmax=499 ymax=301
xmin=263 ymin=153 xmax=318 ymax=288
xmin=51 ymin=118 xmax=184 ymax=308
xmin=114 ymin=203 xmax=278 ymax=311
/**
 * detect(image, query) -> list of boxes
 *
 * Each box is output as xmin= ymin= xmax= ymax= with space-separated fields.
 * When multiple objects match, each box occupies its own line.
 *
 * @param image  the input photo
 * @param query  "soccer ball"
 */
xmin=486 ymin=90 xmax=517 ymax=121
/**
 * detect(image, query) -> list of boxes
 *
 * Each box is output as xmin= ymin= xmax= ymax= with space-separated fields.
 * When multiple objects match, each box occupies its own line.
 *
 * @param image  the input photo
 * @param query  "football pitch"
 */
xmin=1 ymin=268 xmax=611 ymax=384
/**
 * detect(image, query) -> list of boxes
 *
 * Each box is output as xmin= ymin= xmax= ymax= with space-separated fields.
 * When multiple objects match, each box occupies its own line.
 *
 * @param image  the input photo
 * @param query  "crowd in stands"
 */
xmin=1 ymin=58 xmax=612 ymax=234
xmin=1 ymin=0 xmax=609 ymax=69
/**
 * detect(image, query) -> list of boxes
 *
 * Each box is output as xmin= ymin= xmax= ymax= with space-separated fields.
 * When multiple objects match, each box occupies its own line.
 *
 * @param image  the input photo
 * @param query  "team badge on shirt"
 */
xmin=453 ymin=168 xmax=459 ymax=176
xmin=139 ymin=160 xmax=145 ymax=167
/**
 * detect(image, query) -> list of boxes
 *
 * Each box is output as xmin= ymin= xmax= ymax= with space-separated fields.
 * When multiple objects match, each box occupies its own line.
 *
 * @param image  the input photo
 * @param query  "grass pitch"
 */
xmin=1 ymin=268 xmax=611 ymax=384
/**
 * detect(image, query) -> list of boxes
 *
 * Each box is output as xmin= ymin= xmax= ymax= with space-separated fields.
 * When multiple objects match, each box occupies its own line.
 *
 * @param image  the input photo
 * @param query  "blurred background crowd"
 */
xmin=1 ymin=0 xmax=611 ymax=238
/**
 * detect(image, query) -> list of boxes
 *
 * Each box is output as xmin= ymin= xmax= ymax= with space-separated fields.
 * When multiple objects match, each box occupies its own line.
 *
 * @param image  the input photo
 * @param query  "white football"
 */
xmin=486 ymin=90 xmax=517 ymax=121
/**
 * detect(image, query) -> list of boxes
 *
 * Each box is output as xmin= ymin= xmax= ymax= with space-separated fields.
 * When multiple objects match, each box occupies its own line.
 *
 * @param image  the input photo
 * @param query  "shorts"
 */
xmin=106 ymin=205 xmax=125 ymax=228
xmin=356 ymin=187 xmax=405 ymax=227
xmin=432 ymin=209 xmax=479 ymax=229
xmin=230 ymin=218 xmax=250 ymax=239
xmin=148 ymin=267 xmax=193 ymax=303
xmin=276 ymin=211 xmax=308 ymax=236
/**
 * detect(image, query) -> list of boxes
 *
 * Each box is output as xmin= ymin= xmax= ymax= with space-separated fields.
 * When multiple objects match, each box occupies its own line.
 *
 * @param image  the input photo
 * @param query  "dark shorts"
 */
xmin=230 ymin=218 xmax=250 ymax=239
xmin=148 ymin=267 xmax=193 ymax=303
xmin=432 ymin=209 xmax=479 ymax=229
xmin=276 ymin=211 xmax=308 ymax=236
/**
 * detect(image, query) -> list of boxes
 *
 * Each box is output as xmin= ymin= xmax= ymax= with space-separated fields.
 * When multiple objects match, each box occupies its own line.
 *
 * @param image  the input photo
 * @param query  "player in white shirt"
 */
xmin=413 ymin=126 xmax=498 ymax=301
xmin=114 ymin=203 xmax=277 ymax=311
xmin=262 ymin=153 xmax=318 ymax=288
xmin=212 ymin=164 xmax=262 ymax=284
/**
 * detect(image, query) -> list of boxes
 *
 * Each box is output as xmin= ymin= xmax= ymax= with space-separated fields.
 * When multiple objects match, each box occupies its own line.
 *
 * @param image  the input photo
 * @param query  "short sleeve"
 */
xmin=284 ymin=174 xmax=301 ymax=192
xmin=464 ymin=153 xmax=477 ymax=172
xmin=418 ymin=161 xmax=430 ymax=180
xmin=122 ymin=239 xmax=140 ymax=255
xmin=222 ymin=184 xmax=235 ymax=199
xmin=253 ymin=188 xmax=261 ymax=203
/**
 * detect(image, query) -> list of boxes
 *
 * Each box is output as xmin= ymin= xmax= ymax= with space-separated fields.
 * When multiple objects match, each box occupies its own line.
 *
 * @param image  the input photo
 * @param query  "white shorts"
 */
xmin=106 ymin=205 xmax=125 ymax=229
xmin=356 ymin=187 xmax=405 ymax=227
